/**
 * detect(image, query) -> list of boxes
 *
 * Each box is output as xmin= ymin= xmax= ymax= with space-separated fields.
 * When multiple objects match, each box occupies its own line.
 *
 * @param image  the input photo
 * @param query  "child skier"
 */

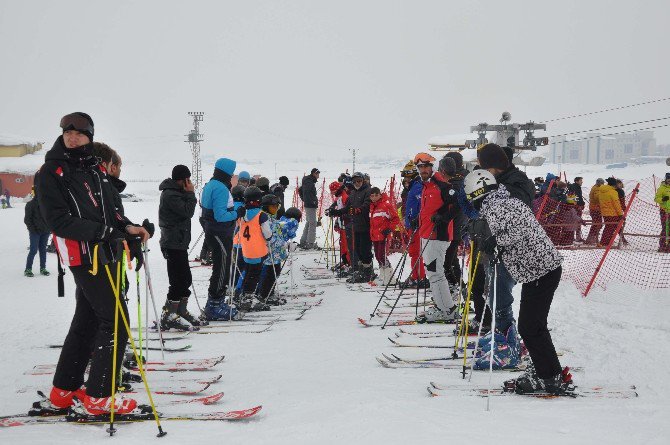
xmin=464 ymin=170 xmax=571 ymax=395
xmin=237 ymin=186 xmax=273 ymax=311
xmin=369 ymin=187 xmax=400 ymax=285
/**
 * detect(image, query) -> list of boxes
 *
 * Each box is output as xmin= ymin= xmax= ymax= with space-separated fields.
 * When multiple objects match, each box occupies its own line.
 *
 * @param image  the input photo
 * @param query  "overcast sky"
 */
xmin=1 ymin=0 xmax=668 ymax=165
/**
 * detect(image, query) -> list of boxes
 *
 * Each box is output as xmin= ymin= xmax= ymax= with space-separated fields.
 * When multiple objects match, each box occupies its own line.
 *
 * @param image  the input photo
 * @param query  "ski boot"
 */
xmin=160 ymin=300 xmax=197 ymax=331
xmin=30 ymin=386 xmax=87 ymax=415
xmin=203 ymin=297 xmax=242 ymax=321
xmin=415 ymin=305 xmax=459 ymax=324
xmin=24 ymin=269 xmax=34 ymax=277
xmin=508 ymin=365 xmax=574 ymax=396
xmin=178 ymin=296 xmax=208 ymax=326
xmin=265 ymin=296 xmax=287 ymax=306
xmin=473 ymin=324 xmax=521 ymax=370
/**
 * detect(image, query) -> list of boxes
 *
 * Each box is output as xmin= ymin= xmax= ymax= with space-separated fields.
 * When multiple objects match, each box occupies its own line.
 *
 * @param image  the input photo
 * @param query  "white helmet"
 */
xmin=464 ymin=169 xmax=497 ymax=201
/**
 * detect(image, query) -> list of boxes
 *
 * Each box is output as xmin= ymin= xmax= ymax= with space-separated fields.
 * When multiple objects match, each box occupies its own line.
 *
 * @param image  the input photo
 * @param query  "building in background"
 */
xmin=0 ymin=135 xmax=44 ymax=198
xmin=549 ymin=131 xmax=657 ymax=165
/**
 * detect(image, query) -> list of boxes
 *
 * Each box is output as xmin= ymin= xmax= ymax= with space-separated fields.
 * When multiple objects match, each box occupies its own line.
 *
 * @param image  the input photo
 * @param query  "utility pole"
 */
xmin=350 ymin=148 xmax=357 ymax=174
xmin=185 ymin=112 xmax=204 ymax=191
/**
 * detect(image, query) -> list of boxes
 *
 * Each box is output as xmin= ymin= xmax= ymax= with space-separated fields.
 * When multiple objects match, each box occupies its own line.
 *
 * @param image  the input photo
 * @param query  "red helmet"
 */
xmin=329 ymin=181 xmax=341 ymax=195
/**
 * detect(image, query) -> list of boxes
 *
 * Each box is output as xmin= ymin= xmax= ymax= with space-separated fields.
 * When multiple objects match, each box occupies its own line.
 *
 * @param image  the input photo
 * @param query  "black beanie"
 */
xmin=478 ymin=143 xmax=510 ymax=170
xmin=171 ymin=164 xmax=191 ymax=181
xmin=445 ymin=151 xmax=463 ymax=169
xmin=606 ymin=177 xmax=617 ymax=186
xmin=279 ymin=176 xmax=290 ymax=186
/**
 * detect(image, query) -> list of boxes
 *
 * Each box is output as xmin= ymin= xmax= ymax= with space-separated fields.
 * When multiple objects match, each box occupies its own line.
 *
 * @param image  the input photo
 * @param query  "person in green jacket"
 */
xmin=655 ymin=172 xmax=670 ymax=252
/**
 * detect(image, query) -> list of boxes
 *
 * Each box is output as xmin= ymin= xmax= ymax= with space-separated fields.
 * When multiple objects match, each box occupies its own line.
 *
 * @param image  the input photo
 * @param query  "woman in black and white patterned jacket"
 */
xmin=465 ymin=170 xmax=570 ymax=395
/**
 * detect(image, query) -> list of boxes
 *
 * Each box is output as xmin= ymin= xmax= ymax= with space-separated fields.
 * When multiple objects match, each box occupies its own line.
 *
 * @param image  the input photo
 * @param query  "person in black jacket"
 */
xmin=36 ymin=112 xmax=151 ymax=415
xmin=299 ymin=168 xmax=320 ymax=249
xmin=24 ymin=180 xmax=50 ymax=277
xmin=344 ymin=172 xmax=374 ymax=283
xmin=270 ymin=175 xmax=290 ymax=218
xmin=159 ymin=165 xmax=201 ymax=330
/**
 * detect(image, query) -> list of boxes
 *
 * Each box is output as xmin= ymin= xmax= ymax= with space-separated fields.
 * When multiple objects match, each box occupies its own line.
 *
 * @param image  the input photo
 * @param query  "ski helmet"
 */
xmin=284 ymin=207 xmax=302 ymax=222
xmin=261 ymin=193 xmax=281 ymax=207
xmin=413 ymin=152 xmax=435 ymax=167
xmin=464 ymin=170 xmax=497 ymax=202
xmin=231 ymin=185 xmax=246 ymax=202
xmin=352 ymin=171 xmax=365 ymax=180
xmin=256 ymin=176 xmax=270 ymax=189
xmin=401 ymin=160 xmax=417 ymax=178
xmin=243 ymin=186 xmax=263 ymax=205
xmin=329 ymin=181 xmax=341 ymax=195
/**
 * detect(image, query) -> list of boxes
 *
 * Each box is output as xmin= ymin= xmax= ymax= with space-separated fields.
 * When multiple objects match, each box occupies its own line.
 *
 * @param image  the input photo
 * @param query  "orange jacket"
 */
xmin=598 ymin=185 xmax=623 ymax=217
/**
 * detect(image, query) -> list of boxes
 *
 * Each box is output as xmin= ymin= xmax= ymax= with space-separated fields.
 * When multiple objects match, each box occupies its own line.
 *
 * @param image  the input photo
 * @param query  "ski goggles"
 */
xmin=413 ymin=152 xmax=435 ymax=166
xmin=60 ymin=113 xmax=94 ymax=135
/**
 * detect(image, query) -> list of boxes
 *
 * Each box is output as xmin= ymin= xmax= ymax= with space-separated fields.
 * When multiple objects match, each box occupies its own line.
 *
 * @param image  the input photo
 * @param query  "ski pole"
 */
xmin=188 ymin=230 xmax=204 ymax=256
xmin=456 ymin=250 xmax=480 ymax=379
xmin=469 ymin=253 xmax=493 ymax=382
xmin=142 ymin=244 xmax=165 ymax=359
xmin=369 ymin=229 xmax=414 ymax=317
xmin=486 ymin=257 xmax=499 ymax=412
xmin=452 ymin=244 xmax=476 ymax=358
xmin=136 ymin=270 xmax=143 ymax=362
xmin=107 ymin=258 xmax=121 ymax=436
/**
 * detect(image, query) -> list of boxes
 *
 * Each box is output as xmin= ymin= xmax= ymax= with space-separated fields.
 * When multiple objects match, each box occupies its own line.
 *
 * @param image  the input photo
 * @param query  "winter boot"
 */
xmin=24 ymin=269 xmax=34 ymax=277
xmin=415 ymin=305 xmax=459 ymax=323
xmin=204 ymin=297 xmax=242 ymax=321
xmin=473 ymin=324 xmax=520 ymax=370
xmin=160 ymin=300 xmax=196 ymax=331
xmin=178 ymin=297 xmax=208 ymax=326
xmin=40 ymin=268 xmax=51 ymax=276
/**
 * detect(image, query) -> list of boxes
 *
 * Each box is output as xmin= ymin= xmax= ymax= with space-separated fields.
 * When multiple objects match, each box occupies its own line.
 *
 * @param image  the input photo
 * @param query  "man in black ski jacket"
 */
xmin=299 ymin=168 xmax=320 ymax=249
xmin=343 ymin=172 xmax=374 ymax=282
xmin=270 ymin=175 xmax=290 ymax=218
xmin=158 ymin=165 xmax=202 ymax=330
xmin=36 ymin=112 xmax=151 ymax=415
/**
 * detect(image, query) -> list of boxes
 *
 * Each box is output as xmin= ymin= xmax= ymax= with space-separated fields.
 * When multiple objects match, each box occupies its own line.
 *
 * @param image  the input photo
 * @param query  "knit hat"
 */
xmin=596 ymin=178 xmax=605 ymax=185
xmin=279 ymin=175 xmax=290 ymax=186
xmin=478 ymin=143 xmax=510 ymax=170
xmin=60 ymin=112 xmax=94 ymax=140
xmin=171 ymin=164 xmax=191 ymax=181
xmin=256 ymin=177 xmax=270 ymax=188
xmin=215 ymin=158 xmax=236 ymax=176
xmin=445 ymin=151 xmax=464 ymax=169
xmin=311 ymin=168 xmax=320 ymax=175
xmin=606 ymin=177 xmax=617 ymax=186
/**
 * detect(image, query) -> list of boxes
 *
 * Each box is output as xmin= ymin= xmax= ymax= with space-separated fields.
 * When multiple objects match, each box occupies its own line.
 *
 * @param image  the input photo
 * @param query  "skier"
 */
xmin=158 ymin=165 xmax=205 ymax=330
xmin=325 ymin=180 xmax=351 ymax=273
xmin=24 ymin=180 xmax=50 ymax=277
xmin=413 ymin=152 xmax=459 ymax=323
xmin=298 ymin=168 xmax=320 ymax=250
xmin=344 ymin=172 xmax=375 ymax=283
xmin=598 ymin=177 xmax=623 ymax=246
xmin=200 ymin=158 xmax=241 ymax=320
xmin=585 ymin=178 xmax=605 ymax=244
xmin=237 ymin=170 xmax=251 ymax=187
xmin=464 ymin=170 xmax=570 ymax=394
xmin=270 ymin=175 xmax=290 ymax=218
xmin=438 ymin=155 xmax=466 ymax=295
xmin=655 ymin=172 xmax=670 ymax=252
xmin=37 ymin=112 xmax=150 ymax=415
xmin=402 ymin=160 xmax=427 ymax=288
xmin=237 ymin=186 xmax=273 ymax=311
xmin=369 ymin=187 xmax=400 ymax=285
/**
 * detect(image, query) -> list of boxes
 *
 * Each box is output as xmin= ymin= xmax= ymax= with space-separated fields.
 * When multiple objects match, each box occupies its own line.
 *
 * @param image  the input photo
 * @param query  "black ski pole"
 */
xmin=369 ymin=230 xmax=415 ymax=318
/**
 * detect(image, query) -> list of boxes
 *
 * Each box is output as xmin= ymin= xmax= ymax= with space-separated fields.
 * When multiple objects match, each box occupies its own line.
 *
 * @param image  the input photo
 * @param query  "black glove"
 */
xmin=382 ymin=228 xmax=392 ymax=237
xmin=431 ymin=214 xmax=444 ymax=225
xmin=127 ymin=237 xmax=144 ymax=271
xmin=409 ymin=217 xmax=419 ymax=231
xmin=663 ymin=196 xmax=669 ymax=202
xmin=100 ymin=225 xmax=126 ymax=243
xmin=142 ymin=218 xmax=155 ymax=238
xmin=236 ymin=206 xmax=246 ymax=219
xmin=481 ymin=236 xmax=498 ymax=256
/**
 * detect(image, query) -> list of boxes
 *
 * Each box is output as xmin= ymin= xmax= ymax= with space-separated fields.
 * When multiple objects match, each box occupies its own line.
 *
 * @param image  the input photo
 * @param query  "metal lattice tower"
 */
xmin=185 ymin=112 xmax=204 ymax=190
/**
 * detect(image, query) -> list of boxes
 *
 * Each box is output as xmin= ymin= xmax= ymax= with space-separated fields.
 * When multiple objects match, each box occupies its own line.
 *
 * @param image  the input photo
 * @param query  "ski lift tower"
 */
xmin=468 ymin=111 xmax=548 ymax=152
xmin=185 ymin=112 xmax=204 ymax=190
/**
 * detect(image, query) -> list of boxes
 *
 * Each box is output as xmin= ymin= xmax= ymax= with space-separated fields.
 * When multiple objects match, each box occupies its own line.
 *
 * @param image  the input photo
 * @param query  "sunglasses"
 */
xmin=60 ymin=113 xmax=93 ymax=135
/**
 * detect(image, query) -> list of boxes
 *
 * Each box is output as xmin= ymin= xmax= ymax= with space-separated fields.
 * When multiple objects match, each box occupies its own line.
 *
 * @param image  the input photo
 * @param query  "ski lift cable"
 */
xmin=539 ymin=97 xmax=670 ymax=124
xmin=550 ymin=123 xmax=670 ymax=143
xmin=548 ymin=116 xmax=670 ymax=138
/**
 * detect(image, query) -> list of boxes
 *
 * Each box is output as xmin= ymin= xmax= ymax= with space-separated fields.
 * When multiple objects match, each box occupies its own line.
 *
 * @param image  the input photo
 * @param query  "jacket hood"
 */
xmin=545 ymin=173 xmax=558 ymax=181
xmin=109 ymin=175 xmax=127 ymax=193
xmin=159 ymin=178 xmax=183 ymax=191
xmin=45 ymin=136 xmax=95 ymax=163
xmin=215 ymin=158 xmax=236 ymax=176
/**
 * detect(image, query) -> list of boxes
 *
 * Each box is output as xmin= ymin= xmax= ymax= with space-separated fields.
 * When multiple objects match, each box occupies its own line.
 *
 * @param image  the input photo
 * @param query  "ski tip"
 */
xmin=357 ymin=317 xmax=370 ymax=327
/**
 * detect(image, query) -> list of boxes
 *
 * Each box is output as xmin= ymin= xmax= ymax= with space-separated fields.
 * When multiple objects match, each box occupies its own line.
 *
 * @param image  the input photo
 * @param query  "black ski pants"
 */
xmin=164 ymin=248 xmax=192 ymax=302
xmin=518 ymin=266 xmax=562 ymax=379
xmin=353 ymin=230 xmax=373 ymax=265
xmin=443 ymin=239 xmax=462 ymax=285
xmin=258 ymin=263 xmax=282 ymax=299
xmin=470 ymin=247 xmax=492 ymax=328
xmin=206 ymin=233 xmax=232 ymax=299
xmin=53 ymin=263 xmax=129 ymax=398
xmin=242 ymin=262 xmax=263 ymax=295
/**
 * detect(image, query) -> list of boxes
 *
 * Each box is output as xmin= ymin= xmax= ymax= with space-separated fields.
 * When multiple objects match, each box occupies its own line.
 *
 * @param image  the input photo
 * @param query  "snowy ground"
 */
xmin=1 ymin=158 xmax=669 ymax=444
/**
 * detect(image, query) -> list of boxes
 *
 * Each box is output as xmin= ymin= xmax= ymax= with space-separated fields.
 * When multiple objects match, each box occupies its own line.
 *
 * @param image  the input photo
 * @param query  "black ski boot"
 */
xmin=178 ymin=297 xmax=208 ymax=326
xmin=160 ymin=300 xmax=197 ymax=331
xmin=347 ymin=262 xmax=374 ymax=284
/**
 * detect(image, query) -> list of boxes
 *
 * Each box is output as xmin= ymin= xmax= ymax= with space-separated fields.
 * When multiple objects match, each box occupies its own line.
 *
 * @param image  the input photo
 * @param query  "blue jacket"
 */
xmin=200 ymin=158 xmax=237 ymax=236
xmin=403 ymin=177 xmax=423 ymax=229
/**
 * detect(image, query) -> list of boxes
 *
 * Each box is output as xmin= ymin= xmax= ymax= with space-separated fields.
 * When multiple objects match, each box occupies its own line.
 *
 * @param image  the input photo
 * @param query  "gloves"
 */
xmin=431 ymin=214 xmax=444 ymax=225
xmin=236 ymin=206 xmax=246 ymax=219
xmin=142 ymin=219 xmax=155 ymax=238
xmin=481 ymin=236 xmax=498 ymax=256
xmin=100 ymin=225 xmax=126 ymax=243
xmin=382 ymin=228 xmax=392 ymax=237
xmin=663 ymin=196 xmax=669 ymax=202
xmin=127 ymin=237 xmax=144 ymax=271
xmin=409 ymin=217 xmax=419 ymax=231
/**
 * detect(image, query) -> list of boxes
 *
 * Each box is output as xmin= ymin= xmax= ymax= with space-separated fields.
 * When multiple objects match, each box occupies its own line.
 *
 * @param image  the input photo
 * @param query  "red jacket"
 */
xmin=369 ymin=194 xmax=400 ymax=242
xmin=418 ymin=172 xmax=457 ymax=241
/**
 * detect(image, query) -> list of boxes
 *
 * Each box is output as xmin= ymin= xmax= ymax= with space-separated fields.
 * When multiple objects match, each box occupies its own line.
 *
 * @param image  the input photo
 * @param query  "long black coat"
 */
xmin=159 ymin=178 xmax=197 ymax=250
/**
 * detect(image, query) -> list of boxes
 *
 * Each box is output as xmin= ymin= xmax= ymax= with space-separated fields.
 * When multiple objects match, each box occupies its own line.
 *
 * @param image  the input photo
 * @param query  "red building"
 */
xmin=0 ymin=172 xmax=35 ymax=198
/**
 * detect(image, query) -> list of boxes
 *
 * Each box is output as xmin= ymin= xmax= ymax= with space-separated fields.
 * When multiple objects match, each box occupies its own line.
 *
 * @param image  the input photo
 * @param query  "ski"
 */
xmin=47 ymin=344 xmax=192 ymax=353
xmin=275 ymin=290 xmax=324 ymax=298
xmin=357 ymin=317 xmax=417 ymax=327
xmin=0 ymin=405 xmax=263 ymax=427
xmin=426 ymin=384 xmax=637 ymax=399
xmin=387 ymin=337 xmax=469 ymax=349
xmin=168 ymin=391 xmax=224 ymax=405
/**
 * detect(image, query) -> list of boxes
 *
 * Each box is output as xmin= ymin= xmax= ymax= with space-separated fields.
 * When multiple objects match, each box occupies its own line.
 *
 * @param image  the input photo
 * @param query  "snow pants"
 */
xmin=353 ymin=230 xmax=373 ymax=265
xmin=53 ymin=263 xmax=129 ymax=397
xmin=443 ymin=239 xmax=461 ymax=285
xmin=407 ymin=232 xmax=425 ymax=280
xmin=518 ymin=266 xmax=562 ymax=379
xmin=488 ymin=260 xmax=516 ymax=333
xmin=163 ymin=248 xmax=192 ymax=301
xmin=300 ymin=207 xmax=318 ymax=247
xmin=373 ymin=239 xmax=390 ymax=267
xmin=586 ymin=209 xmax=602 ymax=243
xmin=206 ymin=233 xmax=232 ymax=299
xmin=420 ymin=239 xmax=454 ymax=312
xmin=258 ymin=263 xmax=282 ymax=299
xmin=600 ymin=216 xmax=621 ymax=246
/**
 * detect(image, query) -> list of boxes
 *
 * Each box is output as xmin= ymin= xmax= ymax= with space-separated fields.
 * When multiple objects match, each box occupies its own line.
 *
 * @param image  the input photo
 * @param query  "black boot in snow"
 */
xmin=160 ymin=300 xmax=197 ymax=331
xmin=178 ymin=297 xmax=208 ymax=326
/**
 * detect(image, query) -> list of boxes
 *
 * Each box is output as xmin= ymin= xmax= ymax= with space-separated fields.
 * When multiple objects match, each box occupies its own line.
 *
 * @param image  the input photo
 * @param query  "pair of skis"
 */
xmin=426 ymin=381 xmax=638 ymax=399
